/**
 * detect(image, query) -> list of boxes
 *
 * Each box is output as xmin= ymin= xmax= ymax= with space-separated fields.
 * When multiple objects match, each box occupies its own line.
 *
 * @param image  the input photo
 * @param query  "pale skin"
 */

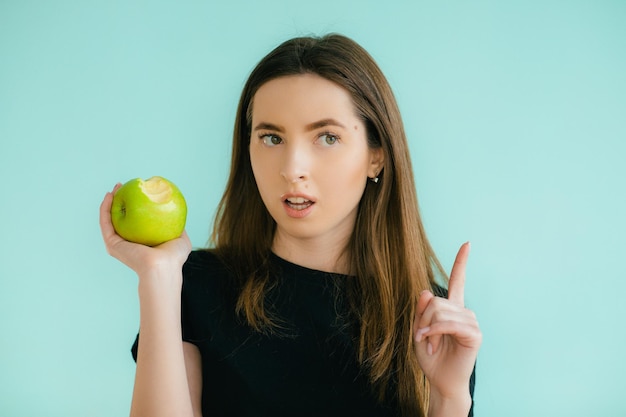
xmin=249 ymin=74 xmax=384 ymax=274
xmin=99 ymin=73 xmax=481 ymax=417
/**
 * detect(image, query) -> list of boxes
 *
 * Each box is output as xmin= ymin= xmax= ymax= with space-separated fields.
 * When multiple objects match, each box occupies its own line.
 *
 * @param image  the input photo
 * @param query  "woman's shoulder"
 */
xmin=180 ymin=249 xmax=238 ymax=311
xmin=182 ymin=249 xmax=232 ymax=287
xmin=184 ymin=248 xmax=224 ymax=270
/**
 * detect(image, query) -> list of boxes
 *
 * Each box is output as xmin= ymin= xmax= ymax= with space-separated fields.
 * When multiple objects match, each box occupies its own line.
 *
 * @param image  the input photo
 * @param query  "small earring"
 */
xmin=371 ymin=176 xmax=379 ymax=183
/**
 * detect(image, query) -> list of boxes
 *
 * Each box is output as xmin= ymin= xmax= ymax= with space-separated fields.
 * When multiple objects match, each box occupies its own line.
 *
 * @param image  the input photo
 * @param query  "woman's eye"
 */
xmin=260 ymin=134 xmax=282 ymax=146
xmin=318 ymin=133 xmax=338 ymax=146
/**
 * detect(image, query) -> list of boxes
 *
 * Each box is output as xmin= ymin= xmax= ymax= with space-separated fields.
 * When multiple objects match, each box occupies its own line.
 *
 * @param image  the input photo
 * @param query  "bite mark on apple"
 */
xmin=140 ymin=176 xmax=173 ymax=203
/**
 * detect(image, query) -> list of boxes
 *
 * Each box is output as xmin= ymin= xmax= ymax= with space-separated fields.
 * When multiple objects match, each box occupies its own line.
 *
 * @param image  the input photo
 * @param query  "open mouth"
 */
xmin=285 ymin=197 xmax=314 ymax=211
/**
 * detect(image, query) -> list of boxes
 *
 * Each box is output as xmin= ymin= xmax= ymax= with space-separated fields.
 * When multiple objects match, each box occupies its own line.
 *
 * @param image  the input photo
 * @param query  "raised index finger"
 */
xmin=448 ymin=241 xmax=470 ymax=306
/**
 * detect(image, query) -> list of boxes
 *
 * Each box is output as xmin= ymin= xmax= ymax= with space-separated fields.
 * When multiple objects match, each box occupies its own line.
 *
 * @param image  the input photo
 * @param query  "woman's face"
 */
xmin=249 ymin=73 xmax=383 ymax=257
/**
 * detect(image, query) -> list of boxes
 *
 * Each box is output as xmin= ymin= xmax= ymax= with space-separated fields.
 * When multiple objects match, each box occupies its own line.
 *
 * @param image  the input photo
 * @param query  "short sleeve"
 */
xmin=130 ymin=333 xmax=139 ymax=362
xmin=129 ymin=250 xmax=218 ymax=362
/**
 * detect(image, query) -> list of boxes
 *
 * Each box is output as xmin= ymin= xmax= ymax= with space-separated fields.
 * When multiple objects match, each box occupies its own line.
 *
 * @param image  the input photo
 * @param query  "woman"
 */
xmin=100 ymin=34 xmax=481 ymax=417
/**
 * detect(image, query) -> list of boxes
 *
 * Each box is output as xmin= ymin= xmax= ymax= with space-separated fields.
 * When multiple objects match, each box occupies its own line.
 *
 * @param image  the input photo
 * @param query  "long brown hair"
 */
xmin=210 ymin=33 xmax=447 ymax=416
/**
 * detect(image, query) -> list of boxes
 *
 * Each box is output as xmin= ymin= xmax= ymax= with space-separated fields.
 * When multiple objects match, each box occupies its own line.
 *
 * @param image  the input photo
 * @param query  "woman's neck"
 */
xmin=271 ymin=232 xmax=350 ymax=275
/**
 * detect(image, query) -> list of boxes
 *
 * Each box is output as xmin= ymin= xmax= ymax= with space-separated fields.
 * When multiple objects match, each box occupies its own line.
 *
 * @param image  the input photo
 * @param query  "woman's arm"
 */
xmin=100 ymin=185 xmax=200 ymax=417
xmin=427 ymin=390 xmax=472 ymax=417
xmin=183 ymin=342 xmax=203 ymax=416
xmin=129 ymin=265 xmax=196 ymax=417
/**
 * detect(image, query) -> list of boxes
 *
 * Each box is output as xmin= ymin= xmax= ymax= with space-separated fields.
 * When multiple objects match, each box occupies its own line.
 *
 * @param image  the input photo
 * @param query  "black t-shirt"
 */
xmin=132 ymin=250 xmax=475 ymax=416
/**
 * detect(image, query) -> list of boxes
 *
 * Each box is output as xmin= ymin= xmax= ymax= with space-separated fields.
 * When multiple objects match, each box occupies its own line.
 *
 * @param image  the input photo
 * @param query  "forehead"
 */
xmin=251 ymin=74 xmax=359 ymax=123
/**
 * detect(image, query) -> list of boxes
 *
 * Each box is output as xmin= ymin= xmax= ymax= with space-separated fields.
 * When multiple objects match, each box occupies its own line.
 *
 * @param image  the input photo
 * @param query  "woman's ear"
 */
xmin=368 ymin=147 xmax=384 ymax=178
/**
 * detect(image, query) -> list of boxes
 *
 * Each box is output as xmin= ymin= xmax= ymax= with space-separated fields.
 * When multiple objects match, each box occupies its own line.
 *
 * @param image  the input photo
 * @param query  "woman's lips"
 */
xmin=285 ymin=196 xmax=313 ymax=210
xmin=282 ymin=194 xmax=315 ymax=218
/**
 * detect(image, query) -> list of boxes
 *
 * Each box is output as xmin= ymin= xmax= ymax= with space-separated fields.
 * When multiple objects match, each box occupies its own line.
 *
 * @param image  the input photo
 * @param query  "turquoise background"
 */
xmin=1 ymin=1 xmax=624 ymax=415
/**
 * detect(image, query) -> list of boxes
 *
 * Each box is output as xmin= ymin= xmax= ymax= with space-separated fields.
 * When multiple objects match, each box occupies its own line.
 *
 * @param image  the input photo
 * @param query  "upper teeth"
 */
xmin=288 ymin=197 xmax=308 ymax=204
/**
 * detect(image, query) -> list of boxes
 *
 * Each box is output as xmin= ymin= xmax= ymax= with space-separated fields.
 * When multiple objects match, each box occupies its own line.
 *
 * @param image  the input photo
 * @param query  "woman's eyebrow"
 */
xmin=253 ymin=122 xmax=284 ymax=132
xmin=305 ymin=118 xmax=346 ymax=131
xmin=253 ymin=118 xmax=346 ymax=133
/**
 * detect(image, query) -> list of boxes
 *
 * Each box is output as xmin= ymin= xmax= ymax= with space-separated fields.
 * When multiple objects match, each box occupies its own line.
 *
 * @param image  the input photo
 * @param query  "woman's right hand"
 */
xmin=99 ymin=183 xmax=192 ymax=280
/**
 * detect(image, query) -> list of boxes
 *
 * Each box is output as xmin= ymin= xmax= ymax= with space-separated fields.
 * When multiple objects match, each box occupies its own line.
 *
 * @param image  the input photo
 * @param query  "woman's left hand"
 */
xmin=414 ymin=242 xmax=482 ymax=408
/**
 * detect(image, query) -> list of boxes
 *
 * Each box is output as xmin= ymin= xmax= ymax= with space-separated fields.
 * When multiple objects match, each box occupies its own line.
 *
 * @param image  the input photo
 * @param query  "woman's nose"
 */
xmin=279 ymin=143 xmax=309 ymax=183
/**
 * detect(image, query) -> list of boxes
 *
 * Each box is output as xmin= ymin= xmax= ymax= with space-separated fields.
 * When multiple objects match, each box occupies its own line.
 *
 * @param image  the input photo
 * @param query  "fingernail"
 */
xmin=416 ymin=327 xmax=430 ymax=342
xmin=419 ymin=290 xmax=431 ymax=297
xmin=427 ymin=342 xmax=433 ymax=356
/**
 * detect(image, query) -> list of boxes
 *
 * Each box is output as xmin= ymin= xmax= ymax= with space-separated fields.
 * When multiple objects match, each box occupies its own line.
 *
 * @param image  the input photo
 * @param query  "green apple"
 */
xmin=111 ymin=176 xmax=187 ymax=246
